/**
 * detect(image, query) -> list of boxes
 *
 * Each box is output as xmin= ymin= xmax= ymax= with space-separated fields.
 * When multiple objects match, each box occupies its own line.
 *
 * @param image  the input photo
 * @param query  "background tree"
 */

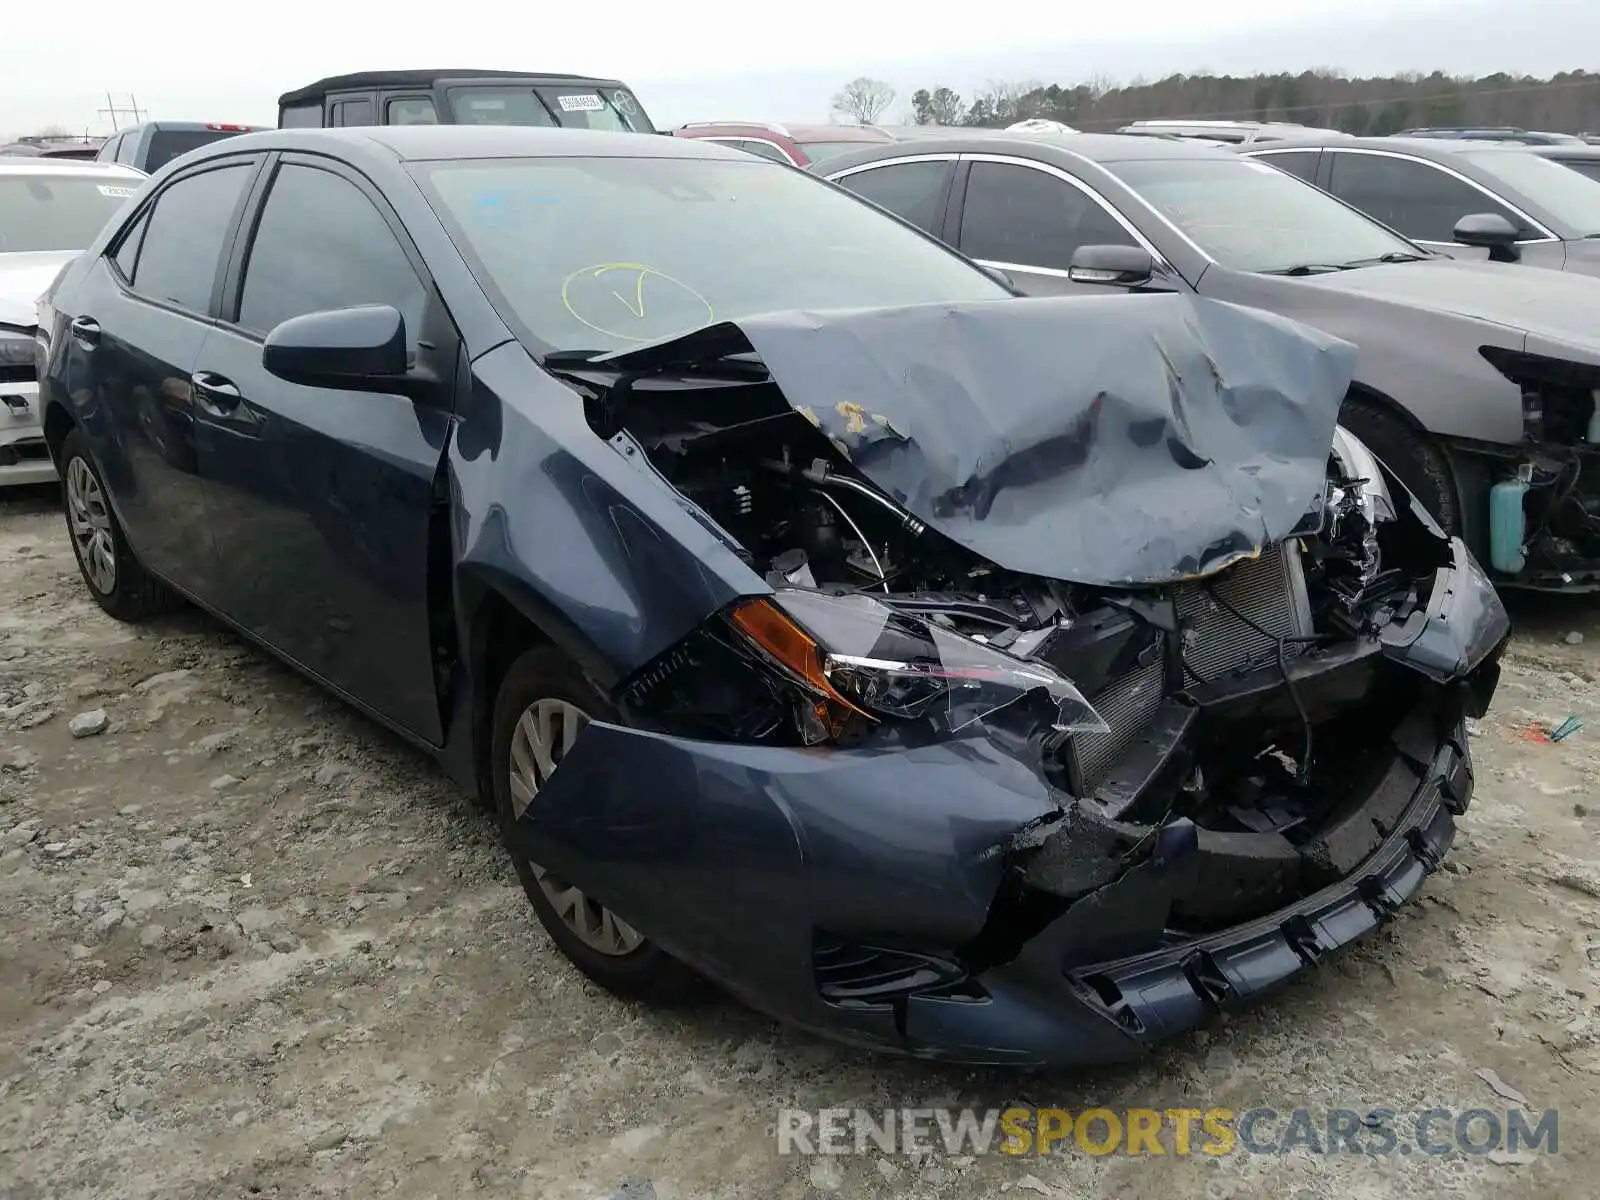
xmin=832 ymin=77 xmax=897 ymax=125
xmin=901 ymin=68 xmax=1600 ymax=135
xmin=910 ymin=86 xmax=965 ymax=126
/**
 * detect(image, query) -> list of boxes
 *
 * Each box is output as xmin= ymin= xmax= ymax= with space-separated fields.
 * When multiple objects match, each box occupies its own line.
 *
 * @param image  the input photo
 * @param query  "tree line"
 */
xmin=831 ymin=70 xmax=1600 ymax=134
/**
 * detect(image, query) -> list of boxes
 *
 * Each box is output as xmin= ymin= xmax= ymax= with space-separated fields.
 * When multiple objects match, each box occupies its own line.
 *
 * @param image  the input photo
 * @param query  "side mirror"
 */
xmin=1068 ymin=244 xmax=1156 ymax=287
xmin=262 ymin=305 xmax=409 ymax=390
xmin=1452 ymin=212 xmax=1522 ymax=262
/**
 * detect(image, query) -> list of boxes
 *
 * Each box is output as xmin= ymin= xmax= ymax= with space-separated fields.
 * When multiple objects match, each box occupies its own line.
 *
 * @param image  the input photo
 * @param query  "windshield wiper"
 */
xmin=1340 ymin=251 xmax=1433 ymax=267
xmin=542 ymin=346 xmax=768 ymax=381
xmin=1262 ymin=263 xmax=1347 ymax=276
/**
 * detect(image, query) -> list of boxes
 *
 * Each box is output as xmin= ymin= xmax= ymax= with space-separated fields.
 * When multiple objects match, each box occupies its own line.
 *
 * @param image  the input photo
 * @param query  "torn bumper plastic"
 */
xmin=512 ymin=538 xmax=1508 ymax=1067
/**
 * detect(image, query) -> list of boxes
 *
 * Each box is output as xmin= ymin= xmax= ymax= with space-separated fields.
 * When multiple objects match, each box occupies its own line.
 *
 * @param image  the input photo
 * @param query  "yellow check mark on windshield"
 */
xmin=602 ymin=267 xmax=648 ymax=318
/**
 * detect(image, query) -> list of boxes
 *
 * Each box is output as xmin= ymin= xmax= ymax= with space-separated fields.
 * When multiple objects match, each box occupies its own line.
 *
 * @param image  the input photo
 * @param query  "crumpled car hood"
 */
xmin=598 ymin=293 xmax=1356 ymax=586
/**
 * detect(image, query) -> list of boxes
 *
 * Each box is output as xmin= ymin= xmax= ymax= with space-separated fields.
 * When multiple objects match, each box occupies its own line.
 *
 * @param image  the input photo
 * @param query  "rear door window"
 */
xmin=386 ymin=96 xmax=438 ymax=125
xmin=127 ymin=163 xmax=252 ymax=311
xmin=330 ymin=97 xmax=377 ymax=127
xmin=833 ymin=160 xmax=953 ymax=233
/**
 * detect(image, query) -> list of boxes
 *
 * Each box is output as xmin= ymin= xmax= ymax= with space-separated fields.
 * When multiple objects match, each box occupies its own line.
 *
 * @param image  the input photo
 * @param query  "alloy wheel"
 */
xmin=508 ymin=697 xmax=644 ymax=957
xmin=66 ymin=457 xmax=116 ymax=595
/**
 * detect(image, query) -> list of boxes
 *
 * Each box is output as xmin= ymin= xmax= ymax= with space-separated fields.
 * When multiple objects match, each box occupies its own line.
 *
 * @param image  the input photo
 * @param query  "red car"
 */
xmin=672 ymin=121 xmax=895 ymax=168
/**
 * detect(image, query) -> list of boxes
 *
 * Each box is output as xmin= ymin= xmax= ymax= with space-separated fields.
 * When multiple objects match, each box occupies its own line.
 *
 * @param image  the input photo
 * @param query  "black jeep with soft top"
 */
xmin=277 ymin=69 xmax=656 ymax=133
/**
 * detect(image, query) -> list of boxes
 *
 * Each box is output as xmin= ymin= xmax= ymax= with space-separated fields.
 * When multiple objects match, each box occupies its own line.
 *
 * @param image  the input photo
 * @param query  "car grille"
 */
xmin=1073 ymin=542 xmax=1312 ymax=793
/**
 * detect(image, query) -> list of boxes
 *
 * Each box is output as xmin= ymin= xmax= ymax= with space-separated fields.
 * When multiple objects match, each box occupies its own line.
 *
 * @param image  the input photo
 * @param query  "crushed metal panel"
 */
xmin=599 ymin=295 xmax=1357 ymax=587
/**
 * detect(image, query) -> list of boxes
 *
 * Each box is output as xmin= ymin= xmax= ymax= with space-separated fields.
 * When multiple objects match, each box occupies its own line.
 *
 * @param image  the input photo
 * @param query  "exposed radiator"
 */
xmin=1072 ymin=542 xmax=1313 ymax=793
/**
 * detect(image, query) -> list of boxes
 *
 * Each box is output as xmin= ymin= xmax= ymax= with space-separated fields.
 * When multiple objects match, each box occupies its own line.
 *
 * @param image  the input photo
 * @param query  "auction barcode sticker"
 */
xmin=97 ymin=185 xmax=137 ymax=198
xmin=557 ymin=93 xmax=605 ymax=112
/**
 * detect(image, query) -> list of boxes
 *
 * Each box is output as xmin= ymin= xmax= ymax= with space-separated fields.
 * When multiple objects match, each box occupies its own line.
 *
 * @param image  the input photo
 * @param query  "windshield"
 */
xmin=0 ymin=173 xmax=137 ymax=253
xmin=1109 ymin=157 xmax=1419 ymax=272
xmin=1462 ymin=150 xmax=1600 ymax=236
xmin=796 ymin=140 xmax=881 ymax=164
xmin=413 ymin=155 xmax=1008 ymax=353
xmin=446 ymin=86 xmax=654 ymax=132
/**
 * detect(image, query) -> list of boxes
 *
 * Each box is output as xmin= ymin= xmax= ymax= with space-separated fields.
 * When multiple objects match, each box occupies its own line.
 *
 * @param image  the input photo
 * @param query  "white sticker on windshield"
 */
xmin=612 ymin=91 xmax=638 ymax=116
xmin=97 ymin=185 xmax=136 ymax=198
xmin=557 ymin=93 xmax=605 ymax=112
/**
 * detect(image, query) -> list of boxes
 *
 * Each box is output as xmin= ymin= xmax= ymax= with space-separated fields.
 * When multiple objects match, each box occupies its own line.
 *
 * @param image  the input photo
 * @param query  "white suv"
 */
xmin=0 ymin=158 xmax=147 ymax=486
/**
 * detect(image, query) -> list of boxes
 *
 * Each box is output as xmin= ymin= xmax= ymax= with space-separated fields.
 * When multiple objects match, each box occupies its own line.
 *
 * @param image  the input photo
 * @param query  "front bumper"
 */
xmin=514 ymin=538 xmax=1508 ymax=1067
xmin=0 ymin=381 xmax=56 ymax=487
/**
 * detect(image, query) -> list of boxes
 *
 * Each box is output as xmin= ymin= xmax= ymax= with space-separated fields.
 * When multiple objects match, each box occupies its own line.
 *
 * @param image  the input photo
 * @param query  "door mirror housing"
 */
xmin=262 ymin=305 xmax=410 ymax=390
xmin=1452 ymin=212 xmax=1522 ymax=261
xmin=1068 ymin=244 xmax=1156 ymax=287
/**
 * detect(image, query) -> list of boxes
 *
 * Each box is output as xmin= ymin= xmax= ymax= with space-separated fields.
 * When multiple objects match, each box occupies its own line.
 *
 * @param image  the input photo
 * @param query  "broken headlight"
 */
xmin=727 ymin=588 xmax=1109 ymax=745
xmin=1329 ymin=425 xmax=1395 ymax=527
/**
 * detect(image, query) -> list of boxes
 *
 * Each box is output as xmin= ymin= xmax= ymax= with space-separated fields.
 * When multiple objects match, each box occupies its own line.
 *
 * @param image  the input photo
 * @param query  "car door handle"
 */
xmin=190 ymin=371 xmax=241 ymax=413
xmin=69 ymin=316 xmax=100 ymax=348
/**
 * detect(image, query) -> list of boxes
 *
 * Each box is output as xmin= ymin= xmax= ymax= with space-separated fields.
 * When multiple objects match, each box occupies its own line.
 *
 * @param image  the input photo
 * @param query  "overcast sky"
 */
xmin=3 ymin=0 xmax=1595 ymax=136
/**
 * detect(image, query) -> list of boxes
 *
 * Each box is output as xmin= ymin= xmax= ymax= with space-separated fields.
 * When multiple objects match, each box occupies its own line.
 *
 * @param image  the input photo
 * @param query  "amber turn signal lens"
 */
xmin=728 ymin=598 xmax=872 ymax=719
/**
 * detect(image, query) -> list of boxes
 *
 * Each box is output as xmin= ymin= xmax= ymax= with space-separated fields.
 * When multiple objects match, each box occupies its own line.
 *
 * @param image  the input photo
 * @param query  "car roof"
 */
xmin=178 ymin=125 xmax=756 ymax=164
xmin=677 ymin=122 xmax=893 ymax=142
xmin=0 ymin=158 xmax=147 ymax=178
xmin=1526 ymin=144 xmax=1600 ymax=161
xmin=279 ymin=69 xmax=629 ymax=106
xmin=822 ymin=130 xmax=1230 ymax=166
xmin=114 ymin=120 xmax=267 ymax=133
xmin=881 ymin=124 xmax=1046 ymax=140
xmin=1242 ymin=134 xmax=1542 ymax=156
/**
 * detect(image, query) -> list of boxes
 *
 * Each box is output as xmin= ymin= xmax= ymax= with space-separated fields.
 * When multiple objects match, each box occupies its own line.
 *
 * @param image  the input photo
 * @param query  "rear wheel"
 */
xmin=1339 ymin=394 xmax=1460 ymax=532
xmin=491 ymin=644 xmax=700 ymax=1003
xmin=59 ymin=428 xmax=179 ymax=622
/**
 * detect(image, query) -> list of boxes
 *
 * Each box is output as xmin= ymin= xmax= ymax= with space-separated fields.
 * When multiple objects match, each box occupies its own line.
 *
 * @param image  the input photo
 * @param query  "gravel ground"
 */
xmin=1 ymin=480 xmax=1598 ymax=1200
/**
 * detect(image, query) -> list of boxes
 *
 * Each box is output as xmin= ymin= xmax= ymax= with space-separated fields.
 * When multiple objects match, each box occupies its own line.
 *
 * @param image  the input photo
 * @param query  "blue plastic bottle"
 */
xmin=1488 ymin=467 xmax=1530 ymax=575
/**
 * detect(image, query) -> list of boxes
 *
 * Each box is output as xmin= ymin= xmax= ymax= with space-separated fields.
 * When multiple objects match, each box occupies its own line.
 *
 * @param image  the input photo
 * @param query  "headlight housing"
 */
xmin=1329 ymin=425 xmax=1395 ymax=526
xmin=728 ymin=589 xmax=1108 ymax=745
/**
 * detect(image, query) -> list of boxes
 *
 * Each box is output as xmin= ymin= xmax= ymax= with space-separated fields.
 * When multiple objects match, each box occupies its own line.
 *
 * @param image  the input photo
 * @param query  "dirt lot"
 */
xmin=1 ymin=481 xmax=1598 ymax=1200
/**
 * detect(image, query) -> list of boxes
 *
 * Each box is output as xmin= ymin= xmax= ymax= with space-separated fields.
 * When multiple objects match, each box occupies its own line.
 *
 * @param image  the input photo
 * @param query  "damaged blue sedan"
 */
xmin=34 ymin=127 xmax=1509 ymax=1066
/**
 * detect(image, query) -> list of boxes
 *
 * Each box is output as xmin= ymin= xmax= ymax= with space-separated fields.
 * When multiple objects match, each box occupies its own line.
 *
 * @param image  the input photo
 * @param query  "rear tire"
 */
xmin=58 ymin=428 xmax=179 ymax=622
xmin=1339 ymin=394 xmax=1461 ymax=533
xmin=491 ymin=644 xmax=701 ymax=1004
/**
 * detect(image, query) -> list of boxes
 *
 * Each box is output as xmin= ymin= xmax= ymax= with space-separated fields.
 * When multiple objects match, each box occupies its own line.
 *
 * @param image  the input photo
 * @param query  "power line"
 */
xmin=97 ymin=93 xmax=144 ymax=132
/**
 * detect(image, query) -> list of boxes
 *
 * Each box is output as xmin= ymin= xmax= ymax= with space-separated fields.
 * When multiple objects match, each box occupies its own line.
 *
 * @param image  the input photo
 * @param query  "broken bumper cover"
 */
xmin=0 ymin=381 xmax=55 ymax=487
xmin=513 ymin=539 xmax=1507 ymax=1067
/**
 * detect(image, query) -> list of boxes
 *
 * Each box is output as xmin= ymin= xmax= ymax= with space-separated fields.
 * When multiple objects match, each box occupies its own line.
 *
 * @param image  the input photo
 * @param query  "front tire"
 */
xmin=1339 ymin=395 xmax=1461 ymax=532
xmin=491 ymin=644 xmax=700 ymax=1003
xmin=58 ymin=427 xmax=178 ymax=622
